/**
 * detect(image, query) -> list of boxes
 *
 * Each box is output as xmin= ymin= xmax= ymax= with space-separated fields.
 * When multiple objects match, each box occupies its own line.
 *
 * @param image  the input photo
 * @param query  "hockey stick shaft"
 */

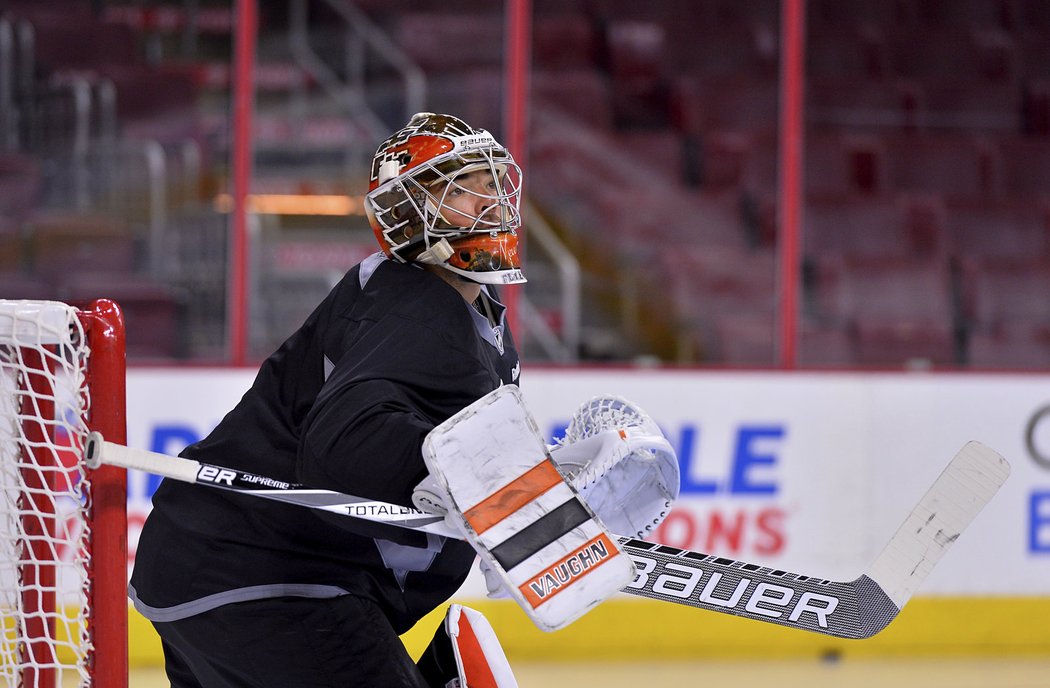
xmin=84 ymin=433 xmax=457 ymax=535
xmin=86 ymin=434 xmax=1009 ymax=639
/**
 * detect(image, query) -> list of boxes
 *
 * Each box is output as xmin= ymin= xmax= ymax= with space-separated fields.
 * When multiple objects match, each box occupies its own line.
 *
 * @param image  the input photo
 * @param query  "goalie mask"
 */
xmin=365 ymin=112 xmax=526 ymax=285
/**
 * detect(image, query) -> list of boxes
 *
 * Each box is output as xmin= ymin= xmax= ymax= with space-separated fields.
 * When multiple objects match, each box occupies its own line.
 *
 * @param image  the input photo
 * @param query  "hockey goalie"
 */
xmin=118 ymin=111 xmax=681 ymax=688
xmin=105 ymin=109 xmax=1006 ymax=688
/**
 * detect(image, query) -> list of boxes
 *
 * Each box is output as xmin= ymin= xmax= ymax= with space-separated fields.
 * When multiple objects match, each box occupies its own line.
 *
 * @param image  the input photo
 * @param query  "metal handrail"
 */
xmin=0 ymin=19 xmax=13 ymax=151
xmin=518 ymin=295 xmax=572 ymax=362
xmin=521 ymin=204 xmax=581 ymax=362
xmin=141 ymin=140 xmax=168 ymax=276
xmin=318 ymin=0 xmax=426 ymax=122
xmin=46 ymin=73 xmax=94 ymax=209
xmin=287 ymin=0 xmax=426 ymax=144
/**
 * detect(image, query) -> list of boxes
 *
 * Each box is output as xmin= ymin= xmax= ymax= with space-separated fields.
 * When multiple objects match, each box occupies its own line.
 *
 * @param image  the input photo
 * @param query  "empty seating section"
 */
xmin=804 ymin=133 xmax=885 ymax=196
xmin=806 ymin=24 xmax=887 ymax=80
xmin=2 ymin=0 xmax=1049 ymax=366
xmin=968 ymin=322 xmax=1050 ymax=369
xmin=26 ymin=212 xmax=138 ymax=280
xmin=885 ymin=28 xmax=1018 ymax=83
xmin=664 ymin=19 xmax=779 ymax=79
xmin=0 ymin=153 xmax=42 ymax=222
xmin=604 ymin=20 xmax=667 ymax=85
xmin=380 ymin=0 xmax=1050 ymax=367
xmin=671 ymin=75 xmax=780 ymax=135
xmin=804 ymin=195 xmax=946 ymax=260
xmin=0 ymin=0 xmax=213 ymax=358
xmin=882 ymin=134 xmax=999 ymax=200
xmin=738 ymin=132 xmax=886 ymax=198
xmin=999 ymin=137 xmax=1050 ymax=197
xmin=393 ymin=13 xmax=503 ymax=73
xmin=532 ymin=70 xmax=615 ymax=128
xmin=532 ymin=14 xmax=600 ymax=71
xmin=920 ymin=80 xmax=1023 ymax=131
xmin=530 ymin=110 xmax=747 ymax=254
xmin=569 ymin=1 xmax=1050 ymax=367
xmin=945 ymin=199 xmax=1050 ymax=261
xmin=809 ymin=255 xmax=958 ymax=366
xmin=616 ymin=130 xmax=690 ymax=186
xmin=957 ymin=256 xmax=1050 ymax=368
xmin=30 ymin=18 xmax=138 ymax=73
xmin=810 ymin=255 xmax=953 ymax=324
xmin=808 ymin=77 xmax=924 ymax=131
xmin=658 ymin=247 xmax=776 ymax=362
xmin=959 ymin=257 xmax=1050 ymax=326
xmin=692 ymin=131 xmax=754 ymax=190
xmin=662 ymin=247 xmax=776 ymax=319
xmin=1018 ymin=31 xmax=1050 ymax=80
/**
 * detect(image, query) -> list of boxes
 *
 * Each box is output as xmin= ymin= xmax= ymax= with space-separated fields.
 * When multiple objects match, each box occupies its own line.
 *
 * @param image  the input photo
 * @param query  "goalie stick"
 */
xmin=86 ymin=435 xmax=1009 ymax=639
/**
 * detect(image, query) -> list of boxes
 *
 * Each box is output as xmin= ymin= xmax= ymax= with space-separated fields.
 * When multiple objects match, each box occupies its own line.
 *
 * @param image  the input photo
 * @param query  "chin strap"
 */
xmin=416 ymin=238 xmax=455 ymax=265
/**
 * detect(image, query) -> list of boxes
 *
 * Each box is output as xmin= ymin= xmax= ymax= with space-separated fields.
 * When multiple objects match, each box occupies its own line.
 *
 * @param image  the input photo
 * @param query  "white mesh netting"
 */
xmin=560 ymin=395 xmax=663 ymax=445
xmin=0 ymin=301 xmax=93 ymax=687
xmin=555 ymin=395 xmax=679 ymax=540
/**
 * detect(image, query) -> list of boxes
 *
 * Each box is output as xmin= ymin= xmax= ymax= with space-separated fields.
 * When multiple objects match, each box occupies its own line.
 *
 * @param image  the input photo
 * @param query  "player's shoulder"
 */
xmin=321 ymin=253 xmax=425 ymax=310
xmin=358 ymin=254 xmax=472 ymax=322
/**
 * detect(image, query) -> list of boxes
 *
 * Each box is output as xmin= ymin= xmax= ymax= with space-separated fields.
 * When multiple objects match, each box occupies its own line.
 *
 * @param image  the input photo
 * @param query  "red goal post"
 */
xmin=0 ymin=299 xmax=128 ymax=688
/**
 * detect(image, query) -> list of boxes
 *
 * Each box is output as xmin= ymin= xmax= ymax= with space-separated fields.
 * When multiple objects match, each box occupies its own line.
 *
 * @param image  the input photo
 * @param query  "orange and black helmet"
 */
xmin=364 ymin=113 xmax=525 ymax=285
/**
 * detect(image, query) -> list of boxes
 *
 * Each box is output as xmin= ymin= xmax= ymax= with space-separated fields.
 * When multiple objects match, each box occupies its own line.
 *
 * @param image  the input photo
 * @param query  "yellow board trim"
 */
xmin=127 ymin=596 xmax=1050 ymax=668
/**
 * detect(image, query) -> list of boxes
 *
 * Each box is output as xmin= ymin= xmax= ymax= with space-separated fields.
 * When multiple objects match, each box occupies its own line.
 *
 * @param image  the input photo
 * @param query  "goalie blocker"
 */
xmin=421 ymin=385 xmax=637 ymax=632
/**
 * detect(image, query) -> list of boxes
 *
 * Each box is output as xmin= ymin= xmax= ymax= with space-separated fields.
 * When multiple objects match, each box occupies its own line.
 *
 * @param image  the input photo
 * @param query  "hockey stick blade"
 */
xmin=617 ymin=441 xmax=1010 ymax=638
xmin=87 ymin=435 xmax=1008 ymax=639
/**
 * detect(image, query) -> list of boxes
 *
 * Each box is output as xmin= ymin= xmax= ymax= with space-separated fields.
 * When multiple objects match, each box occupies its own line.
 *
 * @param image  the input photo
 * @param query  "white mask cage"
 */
xmin=367 ymin=144 xmax=522 ymax=252
xmin=365 ymin=114 xmax=526 ymax=284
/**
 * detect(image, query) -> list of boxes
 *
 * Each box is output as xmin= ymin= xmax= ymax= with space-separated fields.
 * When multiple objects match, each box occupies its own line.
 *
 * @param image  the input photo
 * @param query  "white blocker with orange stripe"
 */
xmin=422 ymin=385 xmax=637 ymax=632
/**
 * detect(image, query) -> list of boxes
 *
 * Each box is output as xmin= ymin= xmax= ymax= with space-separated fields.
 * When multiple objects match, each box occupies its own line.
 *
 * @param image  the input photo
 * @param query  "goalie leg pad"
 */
xmin=416 ymin=604 xmax=517 ymax=688
xmin=422 ymin=385 xmax=636 ymax=632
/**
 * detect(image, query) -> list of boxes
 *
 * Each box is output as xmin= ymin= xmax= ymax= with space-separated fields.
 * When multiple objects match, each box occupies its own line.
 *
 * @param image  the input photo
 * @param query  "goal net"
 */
xmin=0 ymin=300 xmax=128 ymax=688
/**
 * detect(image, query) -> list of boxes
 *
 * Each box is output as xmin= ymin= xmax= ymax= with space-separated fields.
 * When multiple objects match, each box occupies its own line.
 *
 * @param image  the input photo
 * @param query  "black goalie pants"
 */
xmin=152 ymin=595 xmax=433 ymax=688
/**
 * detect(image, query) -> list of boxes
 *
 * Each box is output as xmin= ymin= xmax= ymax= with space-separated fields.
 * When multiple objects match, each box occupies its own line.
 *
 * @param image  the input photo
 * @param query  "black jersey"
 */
xmin=130 ymin=254 xmax=520 ymax=633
